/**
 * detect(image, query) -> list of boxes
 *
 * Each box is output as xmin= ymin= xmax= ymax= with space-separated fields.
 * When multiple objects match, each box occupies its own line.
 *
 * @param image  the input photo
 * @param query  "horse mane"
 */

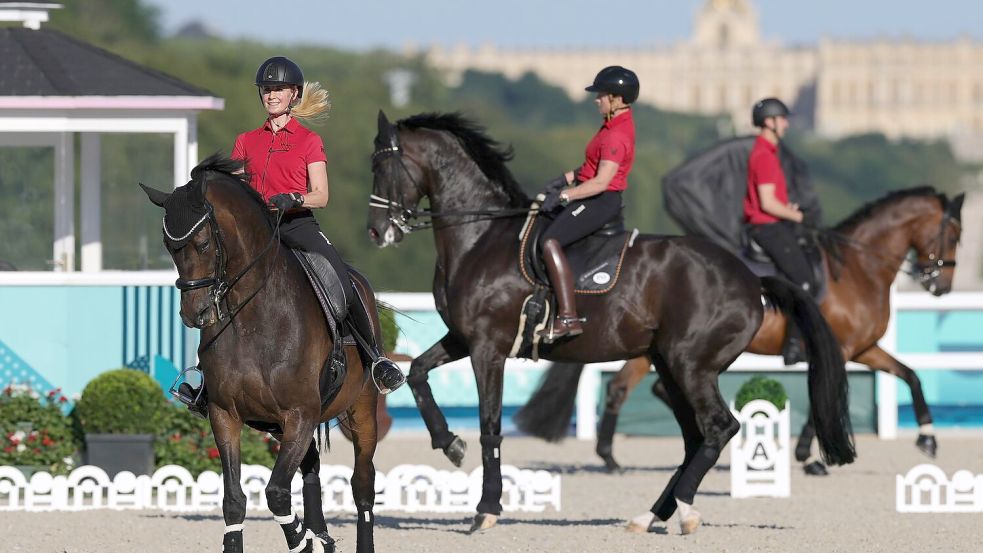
xmin=818 ymin=185 xmax=945 ymax=278
xmin=833 ymin=185 xmax=943 ymax=233
xmin=397 ymin=112 xmax=530 ymax=207
xmin=191 ymin=153 xmax=274 ymax=229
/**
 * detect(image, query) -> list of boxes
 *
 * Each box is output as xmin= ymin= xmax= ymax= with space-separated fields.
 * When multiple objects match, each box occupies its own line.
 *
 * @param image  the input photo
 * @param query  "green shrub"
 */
xmin=155 ymin=403 xmax=278 ymax=477
xmin=735 ymin=376 xmax=788 ymax=411
xmin=378 ymin=304 xmax=399 ymax=354
xmin=75 ymin=369 xmax=168 ymax=435
xmin=0 ymin=385 xmax=79 ymax=474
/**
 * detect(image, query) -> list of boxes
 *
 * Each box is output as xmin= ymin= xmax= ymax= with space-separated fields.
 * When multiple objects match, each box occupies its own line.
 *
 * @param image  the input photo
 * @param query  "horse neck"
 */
xmin=425 ymin=153 xmax=524 ymax=274
xmin=212 ymin=189 xmax=293 ymax=301
xmin=840 ymin=197 xmax=939 ymax=284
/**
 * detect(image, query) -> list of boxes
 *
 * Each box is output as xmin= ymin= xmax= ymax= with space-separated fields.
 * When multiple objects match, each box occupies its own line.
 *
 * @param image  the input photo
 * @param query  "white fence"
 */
xmin=0 ymin=463 xmax=561 ymax=513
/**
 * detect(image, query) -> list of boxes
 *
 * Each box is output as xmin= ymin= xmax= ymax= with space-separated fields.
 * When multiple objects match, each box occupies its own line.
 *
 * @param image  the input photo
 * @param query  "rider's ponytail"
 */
xmin=291 ymin=81 xmax=331 ymax=122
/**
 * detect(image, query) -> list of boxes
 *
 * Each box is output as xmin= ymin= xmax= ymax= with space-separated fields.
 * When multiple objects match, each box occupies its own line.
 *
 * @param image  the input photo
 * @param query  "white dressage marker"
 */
xmin=729 ymin=400 xmax=791 ymax=498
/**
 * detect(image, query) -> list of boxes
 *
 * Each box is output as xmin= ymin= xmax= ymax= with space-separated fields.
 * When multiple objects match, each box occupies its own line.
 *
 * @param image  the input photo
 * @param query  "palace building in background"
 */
xmin=423 ymin=0 xmax=983 ymax=161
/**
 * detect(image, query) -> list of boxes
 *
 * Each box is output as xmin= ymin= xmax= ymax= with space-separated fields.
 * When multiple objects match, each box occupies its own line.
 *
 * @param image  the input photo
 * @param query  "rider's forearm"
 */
xmin=302 ymin=187 xmax=329 ymax=209
xmin=563 ymin=178 xmax=607 ymax=201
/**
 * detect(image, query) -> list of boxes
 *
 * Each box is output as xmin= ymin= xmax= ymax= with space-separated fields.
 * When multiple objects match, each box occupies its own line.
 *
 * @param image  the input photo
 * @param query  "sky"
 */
xmin=145 ymin=0 xmax=982 ymax=51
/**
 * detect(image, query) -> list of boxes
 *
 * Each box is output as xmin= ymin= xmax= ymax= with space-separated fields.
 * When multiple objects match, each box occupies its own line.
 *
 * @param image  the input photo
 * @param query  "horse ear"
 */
xmin=949 ymin=192 xmax=965 ymax=221
xmin=377 ymin=110 xmax=392 ymax=137
xmin=140 ymin=183 xmax=170 ymax=207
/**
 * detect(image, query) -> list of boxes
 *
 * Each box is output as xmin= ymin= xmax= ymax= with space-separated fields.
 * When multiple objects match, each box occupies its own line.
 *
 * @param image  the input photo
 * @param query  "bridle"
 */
xmin=821 ymin=204 xmax=960 ymax=291
xmin=908 ymin=210 xmax=960 ymax=290
xmin=165 ymin=203 xmax=284 ymax=350
xmin=368 ymin=129 xmax=535 ymax=234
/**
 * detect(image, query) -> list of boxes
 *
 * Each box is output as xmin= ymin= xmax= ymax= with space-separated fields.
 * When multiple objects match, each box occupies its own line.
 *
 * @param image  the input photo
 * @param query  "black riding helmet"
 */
xmin=585 ymin=66 xmax=639 ymax=104
xmin=752 ymin=98 xmax=790 ymax=128
xmin=255 ymin=56 xmax=304 ymax=99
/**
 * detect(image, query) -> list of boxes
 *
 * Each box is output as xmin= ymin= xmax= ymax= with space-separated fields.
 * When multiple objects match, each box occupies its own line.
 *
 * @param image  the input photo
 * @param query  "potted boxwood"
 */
xmin=735 ymin=375 xmax=788 ymax=411
xmin=0 ymin=384 xmax=78 ymax=476
xmin=75 ymin=369 xmax=167 ymax=477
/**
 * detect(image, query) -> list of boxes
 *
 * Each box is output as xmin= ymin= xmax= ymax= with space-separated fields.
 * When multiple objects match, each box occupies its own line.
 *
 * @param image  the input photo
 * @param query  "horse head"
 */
xmin=367 ymin=110 xmax=425 ymax=247
xmin=141 ymin=155 xmax=260 ymax=329
xmin=909 ymin=191 xmax=964 ymax=296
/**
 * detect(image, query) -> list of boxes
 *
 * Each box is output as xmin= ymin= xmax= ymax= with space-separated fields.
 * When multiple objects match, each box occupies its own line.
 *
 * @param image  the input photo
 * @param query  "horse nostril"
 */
xmin=368 ymin=228 xmax=379 ymax=241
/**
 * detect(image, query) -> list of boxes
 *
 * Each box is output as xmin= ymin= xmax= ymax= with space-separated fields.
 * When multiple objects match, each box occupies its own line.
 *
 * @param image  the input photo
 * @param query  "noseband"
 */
xmin=910 ymin=211 xmax=960 ymax=289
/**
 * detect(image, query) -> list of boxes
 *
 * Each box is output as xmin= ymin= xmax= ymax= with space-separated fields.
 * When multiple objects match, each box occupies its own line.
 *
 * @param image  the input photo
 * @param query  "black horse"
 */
xmin=142 ymin=155 xmax=380 ymax=553
xmin=367 ymin=111 xmax=854 ymax=534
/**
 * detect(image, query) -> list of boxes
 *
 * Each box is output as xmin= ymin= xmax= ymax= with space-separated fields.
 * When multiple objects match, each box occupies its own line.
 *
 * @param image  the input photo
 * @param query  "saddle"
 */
xmin=738 ymin=226 xmax=828 ymax=301
xmin=291 ymin=250 xmax=357 ymax=409
xmin=519 ymin=210 xmax=637 ymax=294
xmin=510 ymin=207 xmax=639 ymax=360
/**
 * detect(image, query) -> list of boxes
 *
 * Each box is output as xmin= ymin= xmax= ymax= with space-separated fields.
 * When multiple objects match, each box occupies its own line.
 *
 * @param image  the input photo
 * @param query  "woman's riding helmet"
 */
xmin=255 ymin=56 xmax=305 ymax=99
xmin=585 ymin=66 xmax=640 ymax=104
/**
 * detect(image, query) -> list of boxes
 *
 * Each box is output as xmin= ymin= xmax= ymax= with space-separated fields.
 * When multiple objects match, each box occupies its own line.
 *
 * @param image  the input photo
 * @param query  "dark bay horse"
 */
xmin=142 ymin=156 xmax=380 ymax=553
xmin=519 ymin=187 xmax=964 ymax=474
xmin=366 ymin=111 xmax=855 ymax=534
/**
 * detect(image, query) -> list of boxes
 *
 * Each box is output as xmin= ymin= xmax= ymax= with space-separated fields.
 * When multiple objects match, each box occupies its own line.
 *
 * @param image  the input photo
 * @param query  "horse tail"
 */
xmin=760 ymin=276 xmax=856 ymax=465
xmin=513 ymin=362 xmax=585 ymax=442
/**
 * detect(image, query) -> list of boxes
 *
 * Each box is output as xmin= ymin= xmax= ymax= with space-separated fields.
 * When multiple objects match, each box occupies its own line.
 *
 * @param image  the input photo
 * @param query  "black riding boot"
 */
xmin=347 ymin=286 xmax=406 ymax=395
xmin=782 ymin=321 xmax=807 ymax=365
xmin=177 ymin=382 xmax=208 ymax=419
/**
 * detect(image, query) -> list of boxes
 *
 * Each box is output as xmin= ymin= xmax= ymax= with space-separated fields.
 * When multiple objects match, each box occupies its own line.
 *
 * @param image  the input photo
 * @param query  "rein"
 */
xmin=369 ymin=142 xmax=534 ymax=233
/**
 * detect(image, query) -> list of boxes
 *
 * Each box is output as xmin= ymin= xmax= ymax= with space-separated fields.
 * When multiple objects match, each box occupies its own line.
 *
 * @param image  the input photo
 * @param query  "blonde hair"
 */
xmin=291 ymin=81 xmax=331 ymax=122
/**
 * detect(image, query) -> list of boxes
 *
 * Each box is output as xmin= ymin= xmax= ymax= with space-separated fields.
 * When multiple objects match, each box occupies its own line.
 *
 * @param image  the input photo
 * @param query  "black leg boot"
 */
xmin=348 ymin=286 xmax=406 ymax=395
xmin=782 ymin=320 xmax=807 ymax=365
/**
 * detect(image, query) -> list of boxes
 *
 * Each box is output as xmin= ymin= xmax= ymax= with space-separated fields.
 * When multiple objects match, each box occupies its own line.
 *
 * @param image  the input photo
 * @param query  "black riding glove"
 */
xmin=540 ymin=190 xmax=564 ymax=212
xmin=542 ymin=174 xmax=568 ymax=195
xmin=270 ymin=192 xmax=304 ymax=212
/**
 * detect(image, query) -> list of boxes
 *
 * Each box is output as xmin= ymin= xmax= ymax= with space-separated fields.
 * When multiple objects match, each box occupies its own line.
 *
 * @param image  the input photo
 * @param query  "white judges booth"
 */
xmin=0 ymin=3 xmax=223 ymax=272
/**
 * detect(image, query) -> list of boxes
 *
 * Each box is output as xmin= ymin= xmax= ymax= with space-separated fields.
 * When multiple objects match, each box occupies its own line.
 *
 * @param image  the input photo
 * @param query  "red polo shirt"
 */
xmin=576 ymin=109 xmax=635 ymax=192
xmin=231 ymin=117 xmax=327 ymax=202
xmin=744 ymin=135 xmax=787 ymax=225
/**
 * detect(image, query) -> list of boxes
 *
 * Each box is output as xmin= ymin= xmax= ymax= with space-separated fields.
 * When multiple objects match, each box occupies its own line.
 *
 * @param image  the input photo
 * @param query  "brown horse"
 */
xmin=367 ymin=111 xmax=854 ymax=535
xmin=518 ymin=187 xmax=964 ymax=473
xmin=142 ymin=156 xmax=381 ymax=553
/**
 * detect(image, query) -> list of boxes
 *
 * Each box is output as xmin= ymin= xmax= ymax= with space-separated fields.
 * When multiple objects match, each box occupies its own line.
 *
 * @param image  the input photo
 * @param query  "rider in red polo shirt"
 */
xmin=179 ymin=57 xmax=405 ymax=417
xmin=537 ymin=66 xmax=638 ymax=342
xmin=745 ymin=97 xmax=815 ymax=364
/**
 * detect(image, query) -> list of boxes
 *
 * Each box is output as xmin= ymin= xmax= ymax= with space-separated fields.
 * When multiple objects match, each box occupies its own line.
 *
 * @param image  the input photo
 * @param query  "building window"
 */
xmin=719 ymin=24 xmax=730 ymax=48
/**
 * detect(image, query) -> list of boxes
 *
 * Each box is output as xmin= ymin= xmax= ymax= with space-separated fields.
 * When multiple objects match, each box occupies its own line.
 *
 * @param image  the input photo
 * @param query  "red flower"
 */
xmin=59 ymin=396 xmax=68 ymax=403
xmin=170 ymin=432 xmax=182 ymax=442
xmin=3 ymin=446 xmax=13 ymax=454
xmin=47 ymin=390 xmax=57 ymax=398
xmin=42 ymin=437 xmax=54 ymax=447
xmin=207 ymin=447 xmax=220 ymax=459
xmin=9 ymin=437 xmax=19 ymax=446
xmin=26 ymin=434 xmax=36 ymax=443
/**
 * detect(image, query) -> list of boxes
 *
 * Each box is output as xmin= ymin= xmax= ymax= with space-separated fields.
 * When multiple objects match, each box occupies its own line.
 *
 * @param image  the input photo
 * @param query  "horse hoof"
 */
xmin=315 ymin=532 xmax=336 ymax=553
xmin=600 ymin=455 xmax=624 ymax=474
xmin=679 ymin=510 xmax=701 ymax=535
xmin=803 ymin=461 xmax=828 ymax=476
xmin=444 ymin=436 xmax=467 ymax=467
xmin=469 ymin=513 xmax=498 ymax=533
xmin=916 ymin=434 xmax=937 ymax=458
xmin=625 ymin=512 xmax=654 ymax=534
